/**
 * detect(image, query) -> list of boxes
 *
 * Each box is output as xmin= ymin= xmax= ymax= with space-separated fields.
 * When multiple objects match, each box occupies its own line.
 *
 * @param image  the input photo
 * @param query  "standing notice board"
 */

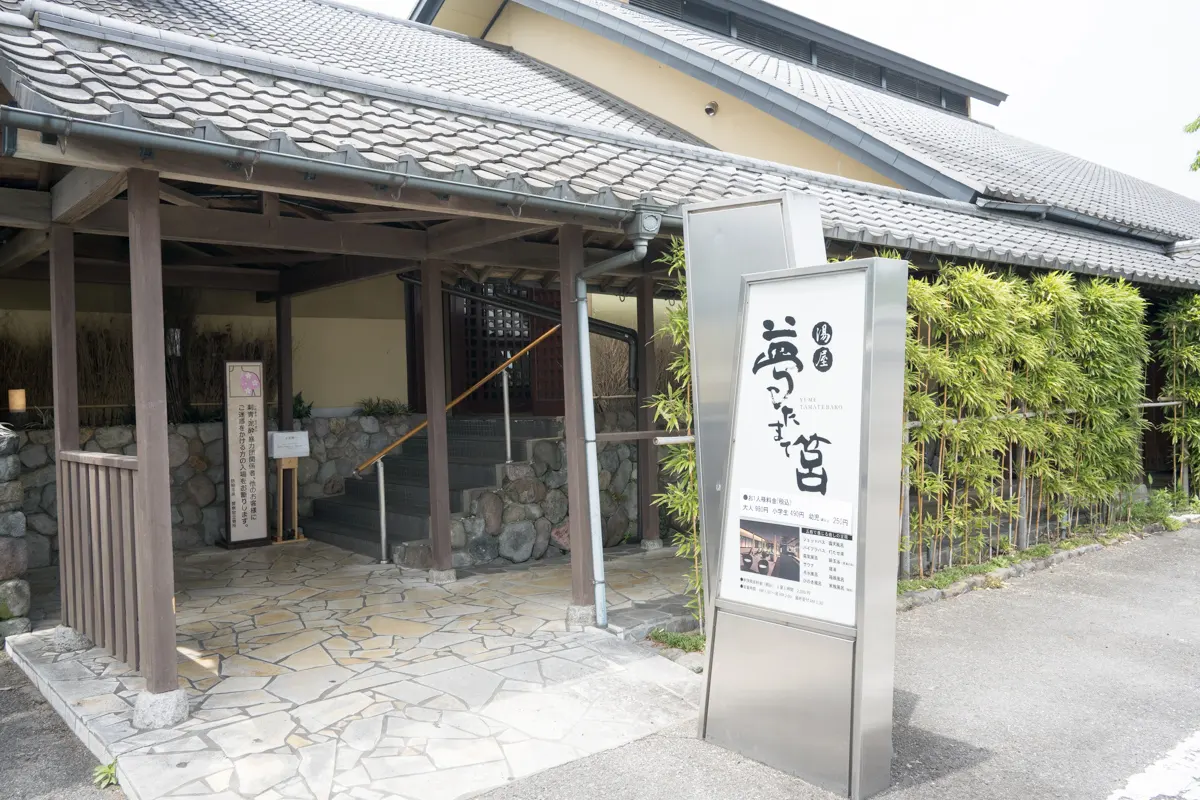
xmin=684 ymin=192 xmax=907 ymax=800
xmin=223 ymin=361 xmax=268 ymax=546
xmin=721 ymin=268 xmax=866 ymax=628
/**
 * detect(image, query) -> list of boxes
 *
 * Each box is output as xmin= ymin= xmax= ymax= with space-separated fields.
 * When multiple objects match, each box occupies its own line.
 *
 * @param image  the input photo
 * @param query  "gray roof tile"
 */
xmin=525 ymin=0 xmax=1200 ymax=242
xmin=1 ymin=26 xmax=1197 ymax=287
xmin=51 ymin=0 xmax=698 ymax=144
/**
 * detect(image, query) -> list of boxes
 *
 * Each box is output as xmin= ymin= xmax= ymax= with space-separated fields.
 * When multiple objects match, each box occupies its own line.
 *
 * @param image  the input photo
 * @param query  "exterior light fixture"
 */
xmin=704 ymin=101 xmax=719 ymax=117
xmin=7 ymin=389 xmax=25 ymax=413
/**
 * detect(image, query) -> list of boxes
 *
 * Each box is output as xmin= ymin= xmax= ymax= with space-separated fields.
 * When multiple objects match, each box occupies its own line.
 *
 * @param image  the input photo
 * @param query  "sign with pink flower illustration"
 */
xmin=224 ymin=362 xmax=268 ymax=545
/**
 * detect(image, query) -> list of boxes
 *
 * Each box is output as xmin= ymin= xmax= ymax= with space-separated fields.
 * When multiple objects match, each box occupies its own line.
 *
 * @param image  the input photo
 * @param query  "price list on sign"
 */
xmin=730 ymin=490 xmax=856 ymax=626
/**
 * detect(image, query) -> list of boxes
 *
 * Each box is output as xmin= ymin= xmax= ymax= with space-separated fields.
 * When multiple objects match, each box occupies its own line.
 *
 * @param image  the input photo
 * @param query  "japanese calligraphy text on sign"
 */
xmin=719 ymin=268 xmax=867 ymax=627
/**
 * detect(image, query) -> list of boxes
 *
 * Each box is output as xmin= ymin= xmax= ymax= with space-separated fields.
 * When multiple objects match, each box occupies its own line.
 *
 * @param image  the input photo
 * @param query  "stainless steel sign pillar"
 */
xmin=683 ymin=193 xmax=908 ymax=799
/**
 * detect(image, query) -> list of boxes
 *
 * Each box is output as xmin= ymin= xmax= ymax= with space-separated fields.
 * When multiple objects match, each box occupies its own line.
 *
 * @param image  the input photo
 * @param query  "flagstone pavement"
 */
xmin=5 ymin=542 xmax=701 ymax=800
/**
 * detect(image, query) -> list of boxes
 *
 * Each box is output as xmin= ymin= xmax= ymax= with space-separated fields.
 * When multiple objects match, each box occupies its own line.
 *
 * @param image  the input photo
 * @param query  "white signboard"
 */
xmin=268 ymin=431 xmax=310 ymax=459
xmin=719 ymin=268 xmax=867 ymax=627
xmin=225 ymin=361 xmax=268 ymax=544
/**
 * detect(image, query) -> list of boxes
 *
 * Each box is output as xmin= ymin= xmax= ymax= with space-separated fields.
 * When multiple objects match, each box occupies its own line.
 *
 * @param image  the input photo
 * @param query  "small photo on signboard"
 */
xmin=738 ymin=519 xmax=801 ymax=582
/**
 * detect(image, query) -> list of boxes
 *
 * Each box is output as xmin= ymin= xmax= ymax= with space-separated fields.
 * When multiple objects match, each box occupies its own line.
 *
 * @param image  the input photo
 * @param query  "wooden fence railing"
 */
xmin=58 ymin=450 xmax=144 ymax=669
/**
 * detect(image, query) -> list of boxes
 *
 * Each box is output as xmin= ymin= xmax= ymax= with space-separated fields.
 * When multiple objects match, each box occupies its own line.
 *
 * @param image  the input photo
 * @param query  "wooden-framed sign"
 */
xmin=223 ymin=361 xmax=268 ymax=546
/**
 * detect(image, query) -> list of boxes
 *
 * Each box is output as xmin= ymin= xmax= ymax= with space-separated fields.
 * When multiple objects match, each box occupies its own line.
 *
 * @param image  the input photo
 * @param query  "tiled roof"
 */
xmin=23 ymin=0 xmax=695 ymax=142
xmin=518 ymin=0 xmax=1200 ymax=242
xmin=0 ymin=26 xmax=1196 ymax=288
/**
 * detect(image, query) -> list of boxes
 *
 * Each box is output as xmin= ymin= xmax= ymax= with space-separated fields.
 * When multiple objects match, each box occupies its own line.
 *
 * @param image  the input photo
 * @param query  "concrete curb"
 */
xmin=897 ymin=514 xmax=1199 ymax=612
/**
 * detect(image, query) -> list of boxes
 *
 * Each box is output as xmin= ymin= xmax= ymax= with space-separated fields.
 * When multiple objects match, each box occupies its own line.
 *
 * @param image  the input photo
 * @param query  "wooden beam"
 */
xmin=426 ymin=218 xmax=551 ymax=256
xmin=76 ymin=199 xmax=620 ymax=269
xmin=0 ymin=229 xmax=49 ymax=274
xmin=51 ymin=168 xmax=126 ymax=223
xmin=637 ymin=275 xmax=660 ymax=545
xmin=158 ymin=183 xmax=209 ymax=207
xmin=77 ymin=200 xmax=428 ymax=258
xmin=0 ymin=187 xmax=50 ymax=228
xmin=48 ymin=224 xmax=79 ymax=633
xmin=559 ymin=224 xmax=595 ymax=610
xmin=326 ymin=209 xmax=454 ymax=224
xmin=12 ymin=129 xmax=627 ymax=232
xmin=276 ymin=294 xmax=295 ymax=536
xmin=49 ymin=225 xmax=80 ymax=453
xmin=126 ymin=168 xmax=178 ymax=696
xmin=423 ymin=259 xmax=453 ymax=575
xmin=9 ymin=261 xmax=280 ymax=292
xmin=261 ymin=191 xmax=280 ymax=217
xmin=277 ymin=255 xmax=416 ymax=296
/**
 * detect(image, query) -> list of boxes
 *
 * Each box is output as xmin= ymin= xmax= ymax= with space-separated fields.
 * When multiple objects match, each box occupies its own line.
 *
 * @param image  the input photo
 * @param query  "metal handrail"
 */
xmin=354 ymin=323 xmax=563 ymax=476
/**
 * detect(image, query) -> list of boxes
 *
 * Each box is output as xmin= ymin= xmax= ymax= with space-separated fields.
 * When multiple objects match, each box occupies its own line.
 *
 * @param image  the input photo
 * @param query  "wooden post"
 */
xmin=559 ymin=225 xmax=595 ymax=608
xmin=636 ymin=275 xmax=661 ymax=545
xmin=276 ymin=294 xmax=295 ymax=537
xmin=422 ymin=260 xmax=453 ymax=574
xmin=49 ymin=224 xmax=79 ymax=630
xmin=127 ymin=169 xmax=178 ymax=695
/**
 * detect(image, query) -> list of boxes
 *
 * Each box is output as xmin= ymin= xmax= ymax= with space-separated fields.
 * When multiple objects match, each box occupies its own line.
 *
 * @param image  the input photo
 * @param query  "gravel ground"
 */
xmin=0 ymin=650 xmax=126 ymax=800
xmin=477 ymin=527 xmax=1200 ymax=800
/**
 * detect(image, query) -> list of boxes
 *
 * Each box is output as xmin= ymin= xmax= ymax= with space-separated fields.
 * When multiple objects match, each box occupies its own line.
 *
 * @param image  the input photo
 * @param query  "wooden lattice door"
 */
xmin=530 ymin=288 xmax=564 ymax=416
xmin=448 ymin=281 xmax=534 ymax=414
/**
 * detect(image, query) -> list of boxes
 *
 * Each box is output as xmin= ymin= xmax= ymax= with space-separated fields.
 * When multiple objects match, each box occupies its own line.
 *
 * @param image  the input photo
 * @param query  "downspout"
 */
xmin=574 ymin=205 xmax=663 ymax=626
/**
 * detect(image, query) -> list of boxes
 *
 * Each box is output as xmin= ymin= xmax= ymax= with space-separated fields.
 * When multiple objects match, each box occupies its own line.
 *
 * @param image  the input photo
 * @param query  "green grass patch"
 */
xmin=648 ymin=629 xmax=706 ymax=652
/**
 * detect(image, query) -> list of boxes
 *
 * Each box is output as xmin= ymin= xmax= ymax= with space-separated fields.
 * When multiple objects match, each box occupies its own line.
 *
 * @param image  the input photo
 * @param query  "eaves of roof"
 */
xmin=0 ymin=22 xmax=1196 ymax=292
xmin=23 ymin=1 xmax=708 ymax=157
xmin=519 ymin=0 xmax=1200 ymax=244
xmin=513 ymin=0 xmax=983 ymax=201
xmin=703 ymin=0 xmax=1007 ymax=105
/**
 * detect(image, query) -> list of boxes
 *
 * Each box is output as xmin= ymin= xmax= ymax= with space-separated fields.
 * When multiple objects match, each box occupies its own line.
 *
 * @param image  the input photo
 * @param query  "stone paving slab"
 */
xmin=6 ymin=541 xmax=700 ymax=800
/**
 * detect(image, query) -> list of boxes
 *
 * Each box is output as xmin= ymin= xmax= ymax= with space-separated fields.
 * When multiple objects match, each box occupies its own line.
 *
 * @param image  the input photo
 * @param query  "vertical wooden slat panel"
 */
xmin=88 ymin=462 xmax=102 ymax=642
xmin=77 ymin=461 xmax=94 ymax=640
xmin=96 ymin=467 xmax=113 ymax=652
xmin=121 ymin=468 xmax=139 ymax=670
xmin=69 ymin=460 xmax=83 ymax=632
xmin=111 ymin=464 xmax=127 ymax=665
xmin=129 ymin=169 xmax=178 ymax=694
xmin=57 ymin=462 xmax=74 ymax=629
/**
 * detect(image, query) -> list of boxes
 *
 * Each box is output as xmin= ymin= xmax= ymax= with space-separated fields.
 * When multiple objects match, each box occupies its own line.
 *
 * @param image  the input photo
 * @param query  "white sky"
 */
xmin=345 ymin=0 xmax=1200 ymax=202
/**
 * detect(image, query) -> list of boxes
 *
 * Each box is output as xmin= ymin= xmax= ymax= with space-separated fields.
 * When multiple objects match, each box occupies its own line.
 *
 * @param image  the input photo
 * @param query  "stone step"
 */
xmin=376 ymin=456 xmax=502 ymax=488
xmin=310 ymin=494 xmax=430 ymax=539
xmin=344 ymin=476 xmax=470 ymax=513
xmin=396 ymin=435 xmax=540 ymax=462
xmin=445 ymin=416 xmax=562 ymax=439
xmin=301 ymin=517 xmax=416 ymax=560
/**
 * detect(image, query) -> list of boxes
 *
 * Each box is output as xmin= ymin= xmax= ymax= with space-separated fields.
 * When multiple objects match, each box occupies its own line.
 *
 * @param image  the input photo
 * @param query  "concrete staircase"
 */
xmin=302 ymin=416 xmax=562 ymax=559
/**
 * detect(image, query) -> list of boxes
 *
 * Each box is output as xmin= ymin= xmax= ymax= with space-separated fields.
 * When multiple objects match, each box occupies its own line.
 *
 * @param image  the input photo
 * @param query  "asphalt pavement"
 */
xmin=477 ymin=527 xmax=1200 ymax=800
xmin=0 ymin=650 xmax=124 ymax=800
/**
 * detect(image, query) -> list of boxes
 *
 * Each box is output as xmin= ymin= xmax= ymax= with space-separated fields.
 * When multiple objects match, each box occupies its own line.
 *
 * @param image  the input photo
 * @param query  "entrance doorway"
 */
xmin=406 ymin=280 xmax=565 ymax=416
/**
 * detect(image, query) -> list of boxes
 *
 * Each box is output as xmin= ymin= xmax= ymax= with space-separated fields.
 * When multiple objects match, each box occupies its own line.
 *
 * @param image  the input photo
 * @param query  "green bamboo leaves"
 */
xmin=906 ymin=266 xmax=1148 ymax=575
xmin=649 ymin=239 xmax=704 ymax=623
xmin=651 ymin=240 xmax=1159 ymax=605
xmin=1157 ymin=294 xmax=1200 ymax=488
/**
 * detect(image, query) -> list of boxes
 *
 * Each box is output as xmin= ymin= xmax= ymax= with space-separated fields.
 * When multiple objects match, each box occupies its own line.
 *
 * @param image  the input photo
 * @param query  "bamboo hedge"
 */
xmin=651 ymin=241 xmax=1200 ymax=605
xmin=904 ymin=265 xmax=1149 ymax=576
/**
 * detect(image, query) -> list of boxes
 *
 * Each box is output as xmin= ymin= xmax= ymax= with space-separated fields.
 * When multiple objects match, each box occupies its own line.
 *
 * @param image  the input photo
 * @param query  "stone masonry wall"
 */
xmin=15 ymin=414 xmax=417 ymax=559
xmin=441 ymin=402 xmax=641 ymax=569
xmin=0 ymin=426 xmax=30 ymax=642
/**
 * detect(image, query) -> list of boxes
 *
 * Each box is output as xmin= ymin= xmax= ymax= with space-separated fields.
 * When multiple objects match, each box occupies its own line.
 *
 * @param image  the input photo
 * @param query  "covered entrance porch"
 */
xmin=9 ymin=539 xmax=697 ymax=799
xmin=0 ymin=98 xmax=675 ymax=732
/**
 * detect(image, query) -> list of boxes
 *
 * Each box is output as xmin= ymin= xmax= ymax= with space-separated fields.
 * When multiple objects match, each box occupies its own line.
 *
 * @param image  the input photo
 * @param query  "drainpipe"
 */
xmin=574 ymin=205 xmax=664 ymax=626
